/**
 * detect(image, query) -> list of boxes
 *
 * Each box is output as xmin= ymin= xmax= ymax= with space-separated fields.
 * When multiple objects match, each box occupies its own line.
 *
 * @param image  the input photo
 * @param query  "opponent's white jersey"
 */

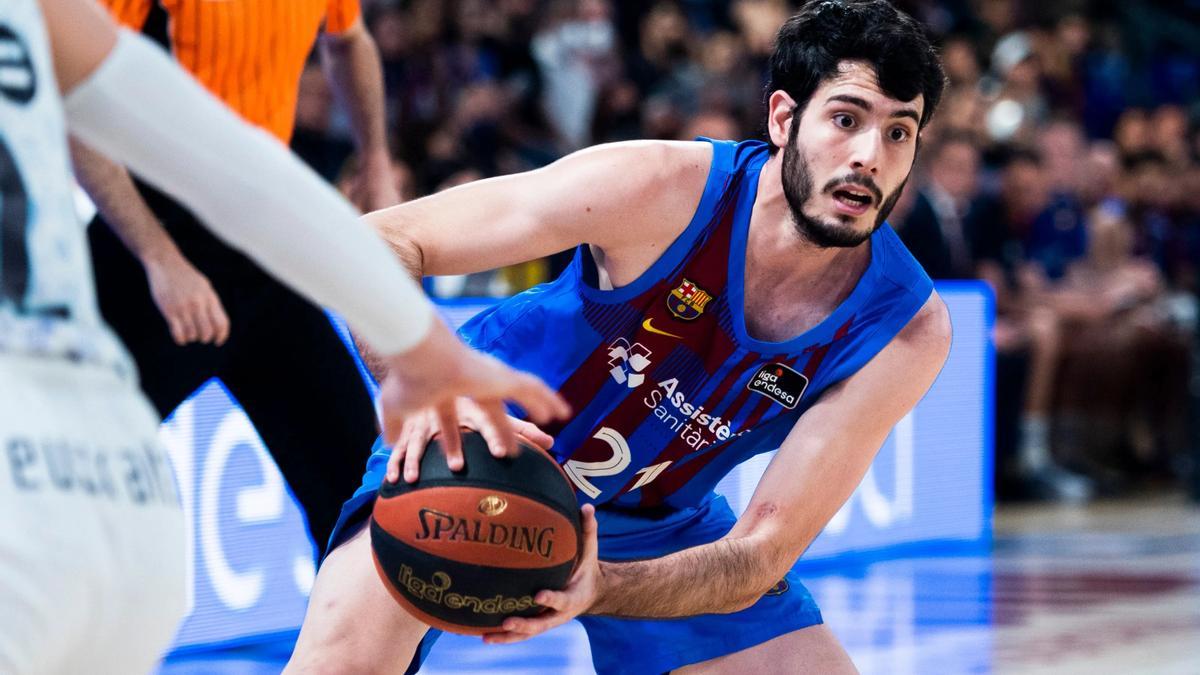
xmin=0 ymin=1 xmax=132 ymax=376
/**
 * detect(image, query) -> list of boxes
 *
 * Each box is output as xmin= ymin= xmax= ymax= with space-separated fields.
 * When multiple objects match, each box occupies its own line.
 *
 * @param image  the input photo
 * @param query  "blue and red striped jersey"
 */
xmin=459 ymin=139 xmax=933 ymax=518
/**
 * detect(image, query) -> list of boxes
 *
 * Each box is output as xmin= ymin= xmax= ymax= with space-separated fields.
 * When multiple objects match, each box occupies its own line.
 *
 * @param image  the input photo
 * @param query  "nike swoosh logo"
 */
xmin=642 ymin=318 xmax=682 ymax=339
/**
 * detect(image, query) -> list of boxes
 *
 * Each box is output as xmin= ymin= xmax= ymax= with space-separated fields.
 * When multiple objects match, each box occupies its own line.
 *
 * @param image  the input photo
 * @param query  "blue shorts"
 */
xmin=328 ymin=439 xmax=824 ymax=675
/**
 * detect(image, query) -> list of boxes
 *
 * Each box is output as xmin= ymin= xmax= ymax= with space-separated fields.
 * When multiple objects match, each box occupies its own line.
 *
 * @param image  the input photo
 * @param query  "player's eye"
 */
xmin=889 ymin=126 xmax=911 ymax=142
xmin=833 ymin=113 xmax=856 ymax=129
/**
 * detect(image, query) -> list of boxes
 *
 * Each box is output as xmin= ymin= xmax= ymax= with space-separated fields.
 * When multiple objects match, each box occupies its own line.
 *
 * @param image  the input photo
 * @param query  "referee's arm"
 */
xmin=69 ymin=140 xmax=231 ymax=346
xmin=318 ymin=12 xmax=399 ymax=212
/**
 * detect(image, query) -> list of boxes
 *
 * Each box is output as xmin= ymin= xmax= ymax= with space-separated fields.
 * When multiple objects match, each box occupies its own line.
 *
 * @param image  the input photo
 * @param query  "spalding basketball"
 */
xmin=370 ymin=430 xmax=581 ymax=635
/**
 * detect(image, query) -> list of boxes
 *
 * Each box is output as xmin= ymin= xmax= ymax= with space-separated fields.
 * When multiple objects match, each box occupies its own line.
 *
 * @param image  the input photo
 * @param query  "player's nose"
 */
xmin=848 ymin=130 xmax=882 ymax=175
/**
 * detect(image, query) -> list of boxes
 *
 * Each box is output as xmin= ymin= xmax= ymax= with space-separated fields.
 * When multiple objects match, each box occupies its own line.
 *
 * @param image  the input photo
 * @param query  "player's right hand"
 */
xmin=386 ymin=397 xmax=555 ymax=484
xmin=144 ymin=252 xmax=231 ymax=346
xmin=376 ymin=319 xmax=570 ymax=482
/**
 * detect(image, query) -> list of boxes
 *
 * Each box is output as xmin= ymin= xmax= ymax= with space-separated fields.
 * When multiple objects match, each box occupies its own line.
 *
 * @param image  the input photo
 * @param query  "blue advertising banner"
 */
xmin=162 ymin=282 xmax=993 ymax=652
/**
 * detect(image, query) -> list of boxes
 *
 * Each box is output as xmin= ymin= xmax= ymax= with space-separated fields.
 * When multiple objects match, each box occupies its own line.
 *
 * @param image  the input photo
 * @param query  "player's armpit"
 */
xmin=725 ymin=293 xmax=953 ymax=586
xmin=360 ymin=140 xmax=714 ymax=279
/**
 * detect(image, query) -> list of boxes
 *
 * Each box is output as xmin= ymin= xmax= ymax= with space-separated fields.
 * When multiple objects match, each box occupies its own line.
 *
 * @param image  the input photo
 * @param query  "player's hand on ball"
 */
xmin=386 ymin=398 xmax=556 ymax=484
xmin=145 ymin=252 xmax=230 ymax=346
xmin=484 ymin=504 xmax=601 ymax=645
xmin=377 ymin=319 xmax=569 ymax=476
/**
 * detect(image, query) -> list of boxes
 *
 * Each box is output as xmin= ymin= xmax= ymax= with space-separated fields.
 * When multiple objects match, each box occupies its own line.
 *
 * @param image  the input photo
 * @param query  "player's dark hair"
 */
xmin=767 ymin=0 xmax=946 ymax=130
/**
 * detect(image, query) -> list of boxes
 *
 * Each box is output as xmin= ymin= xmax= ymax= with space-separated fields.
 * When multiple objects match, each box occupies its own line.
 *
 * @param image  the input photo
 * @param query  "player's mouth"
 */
xmin=831 ymin=187 xmax=874 ymax=216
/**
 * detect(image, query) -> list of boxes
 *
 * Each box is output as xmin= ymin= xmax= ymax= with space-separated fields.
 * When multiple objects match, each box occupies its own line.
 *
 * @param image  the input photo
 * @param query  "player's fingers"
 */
xmin=497 ymin=612 xmax=560 ymax=638
xmin=400 ymin=415 xmax=429 ymax=478
xmin=509 ymin=372 xmax=570 ymax=424
xmin=513 ymin=419 xmax=554 ymax=450
xmin=165 ymin=314 xmax=188 ymax=346
xmin=577 ymin=504 xmax=599 ymax=565
xmin=533 ymin=589 xmax=567 ymax=610
xmin=403 ymin=416 xmax=431 ymax=483
xmin=436 ymin=403 xmax=465 ymax=472
xmin=402 ymin=435 xmax=425 ymax=483
xmin=476 ymin=402 xmax=517 ymax=458
xmin=482 ymin=631 xmax=529 ymax=645
xmin=176 ymin=310 xmax=200 ymax=344
xmin=192 ymin=303 xmax=217 ymax=344
xmin=386 ymin=444 xmax=405 ymax=484
xmin=210 ymin=299 xmax=231 ymax=346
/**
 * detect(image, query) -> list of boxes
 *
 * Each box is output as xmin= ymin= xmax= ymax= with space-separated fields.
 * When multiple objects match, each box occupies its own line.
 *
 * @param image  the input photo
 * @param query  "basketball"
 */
xmin=370 ymin=430 xmax=582 ymax=635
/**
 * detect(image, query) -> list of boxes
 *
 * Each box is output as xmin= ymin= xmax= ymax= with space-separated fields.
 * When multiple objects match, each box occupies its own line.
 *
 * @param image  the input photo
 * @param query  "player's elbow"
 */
xmin=723 ymin=572 xmax=787 ymax=614
xmin=362 ymin=213 xmax=426 ymax=278
xmin=721 ymin=531 xmax=798 ymax=613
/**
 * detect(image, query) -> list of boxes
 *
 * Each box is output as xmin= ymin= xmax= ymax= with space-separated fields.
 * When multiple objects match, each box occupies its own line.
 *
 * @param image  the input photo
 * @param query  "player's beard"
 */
xmin=781 ymin=120 xmax=907 ymax=248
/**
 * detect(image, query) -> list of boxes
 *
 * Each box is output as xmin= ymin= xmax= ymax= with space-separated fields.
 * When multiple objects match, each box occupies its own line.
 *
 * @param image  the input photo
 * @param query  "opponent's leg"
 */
xmin=286 ymin=523 xmax=428 ymax=674
xmin=673 ymin=624 xmax=857 ymax=675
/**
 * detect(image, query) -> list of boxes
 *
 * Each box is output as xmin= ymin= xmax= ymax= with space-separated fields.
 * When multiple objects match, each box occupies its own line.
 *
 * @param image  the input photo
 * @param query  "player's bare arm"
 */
xmin=367 ymin=140 xmax=712 ymax=471
xmin=363 ymin=140 xmax=713 ymax=284
xmin=486 ymin=293 xmax=952 ymax=642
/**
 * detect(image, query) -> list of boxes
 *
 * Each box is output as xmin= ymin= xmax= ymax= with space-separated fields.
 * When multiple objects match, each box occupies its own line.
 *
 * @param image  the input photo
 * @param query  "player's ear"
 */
xmin=767 ymin=90 xmax=797 ymax=150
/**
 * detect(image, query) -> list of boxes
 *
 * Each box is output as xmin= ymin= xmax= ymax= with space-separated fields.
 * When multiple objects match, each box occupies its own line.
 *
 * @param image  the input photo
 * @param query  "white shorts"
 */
xmin=0 ymin=354 xmax=187 ymax=674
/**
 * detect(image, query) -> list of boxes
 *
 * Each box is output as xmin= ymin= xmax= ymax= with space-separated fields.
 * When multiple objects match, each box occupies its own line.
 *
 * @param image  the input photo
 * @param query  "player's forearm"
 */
xmin=320 ymin=29 xmax=391 ymax=171
xmin=588 ymin=536 xmax=779 ymax=618
xmin=69 ymin=138 xmax=182 ymax=265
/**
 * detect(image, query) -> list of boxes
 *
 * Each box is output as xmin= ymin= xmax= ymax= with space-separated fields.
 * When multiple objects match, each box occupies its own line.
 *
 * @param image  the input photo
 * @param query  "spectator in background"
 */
xmin=1152 ymin=104 xmax=1193 ymax=168
xmin=1027 ymin=120 xmax=1089 ymax=280
xmin=897 ymin=131 xmax=980 ymax=280
xmin=982 ymin=31 xmax=1047 ymax=145
xmin=1113 ymin=108 xmax=1152 ymax=159
xmin=1125 ymin=151 xmax=1180 ymax=283
xmin=1039 ymin=13 xmax=1091 ymax=120
xmin=930 ymin=35 xmax=989 ymax=144
xmin=967 ymin=149 xmax=1091 ymax=500
xmin=293 ymin=62 xmax=356 ymax=182
xmin=679 ymin=109 xmax=741 ymax=142
xmin=941 ymin=33 xmax=982 ymax=91
xmin=1051 ymin=202 xmax=1188 ymax=483
xmin=533 ymin=0 xmax=618 ymax=150
xmin=1080 ymin=140 xmax=1124 ymax=210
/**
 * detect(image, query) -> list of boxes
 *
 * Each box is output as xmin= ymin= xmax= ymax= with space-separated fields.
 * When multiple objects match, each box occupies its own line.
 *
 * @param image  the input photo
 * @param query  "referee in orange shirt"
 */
xmin=70 ymin=0 xmax=398 ymax=555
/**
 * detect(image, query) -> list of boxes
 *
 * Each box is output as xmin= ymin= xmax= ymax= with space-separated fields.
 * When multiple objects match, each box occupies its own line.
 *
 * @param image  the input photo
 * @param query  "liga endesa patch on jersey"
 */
xmin=747 ymin=363 xmax=808 ymax=409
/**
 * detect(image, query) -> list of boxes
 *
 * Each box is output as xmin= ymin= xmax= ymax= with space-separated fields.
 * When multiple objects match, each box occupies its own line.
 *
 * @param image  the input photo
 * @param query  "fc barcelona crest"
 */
xmin=667 ymin=279 xmax=713 ymax=321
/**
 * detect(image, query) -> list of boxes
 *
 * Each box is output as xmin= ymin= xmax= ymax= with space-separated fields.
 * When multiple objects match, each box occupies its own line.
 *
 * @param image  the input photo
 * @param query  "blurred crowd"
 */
xmin=289 ymin=0 xmax=1200 ymax=501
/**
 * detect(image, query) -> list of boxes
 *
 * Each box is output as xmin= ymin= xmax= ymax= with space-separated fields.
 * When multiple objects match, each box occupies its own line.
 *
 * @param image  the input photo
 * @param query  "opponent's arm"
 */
xmin=487 ymin=294 xmax=952 ymax=640
xmin=362 ymin=139 xmax=713 ymax=282
xmin=318 ymin=15 xmax=399 ymax=211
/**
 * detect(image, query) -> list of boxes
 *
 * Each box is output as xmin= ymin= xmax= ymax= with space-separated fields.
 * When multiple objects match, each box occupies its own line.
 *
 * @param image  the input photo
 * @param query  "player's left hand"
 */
xmin=483 ymin=504 xmax=600 ymax=645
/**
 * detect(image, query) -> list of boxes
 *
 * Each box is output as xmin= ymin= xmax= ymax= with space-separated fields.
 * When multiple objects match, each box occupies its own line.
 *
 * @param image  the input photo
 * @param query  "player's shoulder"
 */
xmin=897 ymin=291 xmax=952 ymax=362
xmin=568 ymin=140 xmax=713 ymax=189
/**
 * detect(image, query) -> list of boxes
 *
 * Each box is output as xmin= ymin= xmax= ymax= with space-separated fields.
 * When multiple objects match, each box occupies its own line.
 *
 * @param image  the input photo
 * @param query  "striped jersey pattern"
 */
xmin=459 ymin=139 xmax=934 ymax=519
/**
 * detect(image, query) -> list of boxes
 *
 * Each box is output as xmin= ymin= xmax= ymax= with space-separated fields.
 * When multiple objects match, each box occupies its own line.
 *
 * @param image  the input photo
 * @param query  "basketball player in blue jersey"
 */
xmin=291 ymin=1 xmax=950 ymax=672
